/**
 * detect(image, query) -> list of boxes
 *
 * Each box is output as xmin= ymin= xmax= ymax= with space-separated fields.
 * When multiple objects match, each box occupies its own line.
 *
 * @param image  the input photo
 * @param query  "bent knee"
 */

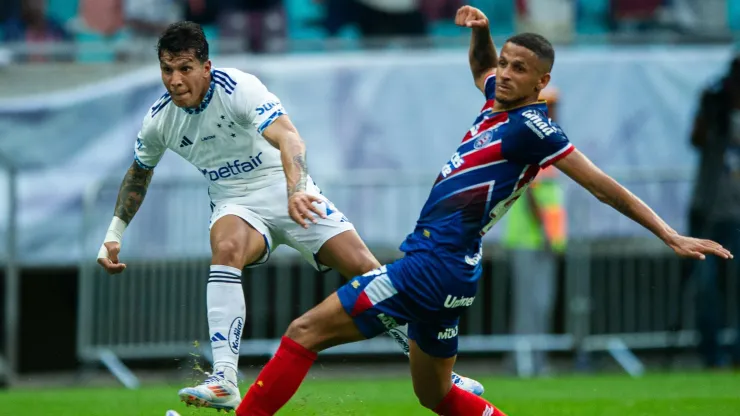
xmin=212 ymin=238 xmax=245 ymax=266
xmin=285 ymin=315 xmax=321 ymax=350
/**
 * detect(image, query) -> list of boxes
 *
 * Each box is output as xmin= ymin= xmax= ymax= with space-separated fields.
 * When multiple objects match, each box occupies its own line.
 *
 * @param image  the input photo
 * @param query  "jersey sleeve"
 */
xmin=483 ymin=72 xmax=496 ymax=101
xmin=133 ymin=111 xmax=165 ymax=170
xmin=505 ymin=110 xmax=575 ymax=168
xmin=232 ymin=73 xmax=287 ymax=134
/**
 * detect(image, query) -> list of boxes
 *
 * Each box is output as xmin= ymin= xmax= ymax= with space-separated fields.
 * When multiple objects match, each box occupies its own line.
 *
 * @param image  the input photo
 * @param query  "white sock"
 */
xmin=386 ymin=324 xmax=411 ymax=357
xmin=207 ymin=265 xmax=245 ymax=384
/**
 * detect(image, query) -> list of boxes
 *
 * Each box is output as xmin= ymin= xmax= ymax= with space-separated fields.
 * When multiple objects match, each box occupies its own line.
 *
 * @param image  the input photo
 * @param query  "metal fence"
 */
xmin=77 ymin=171 xmax=739 ymax=386
xmin=0 ymin=154 xmax=19 ymax=386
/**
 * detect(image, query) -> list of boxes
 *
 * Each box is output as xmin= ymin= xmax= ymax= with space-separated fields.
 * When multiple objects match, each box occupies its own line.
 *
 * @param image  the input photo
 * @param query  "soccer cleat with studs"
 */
xmin=178 ymin=371 xmax=241 ymax=412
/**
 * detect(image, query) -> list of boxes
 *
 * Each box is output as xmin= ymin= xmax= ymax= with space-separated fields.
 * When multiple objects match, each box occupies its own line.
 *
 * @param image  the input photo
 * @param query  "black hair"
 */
xmin=157 ymin=21 xmax=209 ymax=62
xmin=505 ymin=32 xmax=555 ymax=72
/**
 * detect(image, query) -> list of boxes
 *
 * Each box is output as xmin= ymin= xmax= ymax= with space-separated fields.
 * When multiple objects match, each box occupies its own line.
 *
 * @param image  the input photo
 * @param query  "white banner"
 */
xmin=0 ymin=45 xmax=734 ymax=264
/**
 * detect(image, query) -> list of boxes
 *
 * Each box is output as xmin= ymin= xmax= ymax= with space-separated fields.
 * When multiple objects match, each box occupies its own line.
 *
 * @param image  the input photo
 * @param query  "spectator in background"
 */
xmin=0 ymin=0 xmax=21 ymax=25
xmin=354 ymin=0 xmax=428 ymax=41
xmin=122 ymin=0 xmax=181 ymax=59
xmin=503 ymin=87 xmax=566 ymax=377
xmin=78 ymin=0 xmax=124 ymax=38
xmin=688 ymin=56 xmax=740 ymax=369
xmin=219 ymin=0 xmax=287 ymax=54
xmin=315 ymin=0 xmax=428 ymax=47
xmin=2 ymin=0 xmax=71 ymax=62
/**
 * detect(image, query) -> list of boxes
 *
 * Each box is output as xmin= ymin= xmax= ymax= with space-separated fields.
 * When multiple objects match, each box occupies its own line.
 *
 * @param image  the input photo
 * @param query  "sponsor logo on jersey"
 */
xmin=201 ymin=135 xmax=216 ymax=142
xmin=256 ymin=101 xmax=280 ymax=116
xmin=465 ymin=244 xmax=484 ymax=266
xmin=229 ymin=317 xmax=243 ymax=354
xmin=444 ymin=295 xmax=475 ymax=308
xmin=200 ymin=152 xmax=264 ymax=181
xmin=441 ymin=152 xmax=464 ymax=178
xmin=521 ymin=109 xmax=556 ymax=138
xmin=437 ymin=326 xmax=459 ymax=340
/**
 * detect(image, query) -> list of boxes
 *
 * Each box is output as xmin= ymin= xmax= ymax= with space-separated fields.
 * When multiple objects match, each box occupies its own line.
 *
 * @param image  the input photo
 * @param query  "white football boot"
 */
xmin=452 ymin=372 xmax=485 ymax=396
xmin=178 ymin=370 xmax=241 ymax=412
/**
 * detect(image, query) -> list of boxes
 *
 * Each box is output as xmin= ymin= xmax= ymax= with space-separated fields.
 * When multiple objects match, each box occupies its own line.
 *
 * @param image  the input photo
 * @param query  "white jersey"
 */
xmin=134 ymin=68 xmax=286 ymax=202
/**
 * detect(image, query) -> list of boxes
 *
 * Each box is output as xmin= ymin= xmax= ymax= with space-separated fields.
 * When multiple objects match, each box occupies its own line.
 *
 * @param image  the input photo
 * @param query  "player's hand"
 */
xmin=455 ymin=5 xmax=489 ymax=29
xmin=664 ymin=234 xmax=733 ymax=260
xmin=97 ymin=241 xmax=127 ymax=275
xmin=288 ymin=191 xmax=328 ymax=229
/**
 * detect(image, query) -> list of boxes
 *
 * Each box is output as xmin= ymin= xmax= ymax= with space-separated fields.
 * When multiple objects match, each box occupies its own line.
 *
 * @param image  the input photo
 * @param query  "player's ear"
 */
xmin=203 ymin=59 xmax=212 ymax=74
xmin=537 ymin=73 xmax=551 ymax=94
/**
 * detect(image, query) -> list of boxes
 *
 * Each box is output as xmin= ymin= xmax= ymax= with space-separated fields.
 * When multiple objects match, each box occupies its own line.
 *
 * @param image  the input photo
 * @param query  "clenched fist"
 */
xmin=455 ymin=6 xmax=489 ymax=29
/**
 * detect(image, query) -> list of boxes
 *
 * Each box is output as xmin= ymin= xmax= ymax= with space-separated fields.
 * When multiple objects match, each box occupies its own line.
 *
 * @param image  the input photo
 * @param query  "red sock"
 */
xmin=236 ymin=336 xmax=317 ymax=416
xmin=433 ymin=385 xmax=507 ymax=416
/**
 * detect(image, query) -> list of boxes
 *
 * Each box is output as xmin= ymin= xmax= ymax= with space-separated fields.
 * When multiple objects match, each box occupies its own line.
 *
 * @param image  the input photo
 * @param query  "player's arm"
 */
xmin=113 ymin=162 xmax=155 ymax=224
xmin=554 ymin=149 xmax=732 ymax=260
xmin=262 ymin=116 xmax=327 ymax=228
xmin=455 ymin=6 xmax=496 ymax=94
xmin=97 ymin=113 xmax=164 ymax=274
xmin=96 ymin=162 xmax=154 ymax=274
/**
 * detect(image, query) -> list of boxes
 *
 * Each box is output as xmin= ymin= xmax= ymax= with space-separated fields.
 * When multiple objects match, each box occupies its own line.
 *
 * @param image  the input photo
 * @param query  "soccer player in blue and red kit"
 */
xmin=235 ymin=6 xmax=732 ymax=415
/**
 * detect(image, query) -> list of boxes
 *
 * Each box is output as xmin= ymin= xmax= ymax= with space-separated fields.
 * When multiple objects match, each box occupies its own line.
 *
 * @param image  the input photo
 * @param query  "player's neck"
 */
xmin=194 ymin=74 xmax=213 ymax=106
xmin=492 ymin=96 xmax=538 ymax=112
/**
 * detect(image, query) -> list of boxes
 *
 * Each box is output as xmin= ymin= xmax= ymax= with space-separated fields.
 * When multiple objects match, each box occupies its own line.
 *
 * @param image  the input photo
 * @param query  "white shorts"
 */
xmin=208 ymin=177 xmax=355 ymax=271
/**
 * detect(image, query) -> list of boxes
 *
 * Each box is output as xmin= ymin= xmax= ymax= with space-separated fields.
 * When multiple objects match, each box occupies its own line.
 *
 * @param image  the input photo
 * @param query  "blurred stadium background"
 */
xmin=1 ymin=0 xmax=740 ymax=414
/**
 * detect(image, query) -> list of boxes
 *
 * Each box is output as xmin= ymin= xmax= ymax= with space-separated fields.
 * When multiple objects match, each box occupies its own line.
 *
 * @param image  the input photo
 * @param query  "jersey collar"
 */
xmin=182 ymin=78 xmax=216 ymax=115
xmin=492 ymin=100 xmax=549 ymax=115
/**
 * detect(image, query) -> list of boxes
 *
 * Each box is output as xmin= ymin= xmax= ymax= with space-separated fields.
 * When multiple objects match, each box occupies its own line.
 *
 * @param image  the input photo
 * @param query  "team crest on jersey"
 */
xmin=473 ymin=130 xmax=494 ymax=149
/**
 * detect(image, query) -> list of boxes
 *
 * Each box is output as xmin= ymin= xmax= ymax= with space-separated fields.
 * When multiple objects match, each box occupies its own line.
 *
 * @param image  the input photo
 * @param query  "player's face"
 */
xmin=159 ymin=50 xmax=212 ymax=108
xmin=495 ymin=43 xmax=550 ymax=107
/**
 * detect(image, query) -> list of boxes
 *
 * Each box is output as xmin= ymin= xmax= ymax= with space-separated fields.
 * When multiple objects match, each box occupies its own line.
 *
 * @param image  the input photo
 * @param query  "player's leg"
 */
xmin=407 ymin=325 xmax=506 ymax=415
xmin=179 ymin=212 xmax=270 ymax=410
xmin=236 ymin=292 xmax=377 ymax=415
xmin=318 ymin=236 xmax=484 ymax=395
xmin=294 ymin=185 xmax=484 ymax=395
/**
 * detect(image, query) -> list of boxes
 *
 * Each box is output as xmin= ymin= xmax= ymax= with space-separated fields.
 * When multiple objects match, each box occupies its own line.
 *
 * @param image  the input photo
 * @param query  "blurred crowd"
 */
xmin=0 ymin=0 xmax=737 ymax=62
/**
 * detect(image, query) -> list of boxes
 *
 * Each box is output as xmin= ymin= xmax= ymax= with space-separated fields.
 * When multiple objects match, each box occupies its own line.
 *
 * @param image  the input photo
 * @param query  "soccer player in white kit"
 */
xmin=95 ymin=22 xmax=483 ymax=411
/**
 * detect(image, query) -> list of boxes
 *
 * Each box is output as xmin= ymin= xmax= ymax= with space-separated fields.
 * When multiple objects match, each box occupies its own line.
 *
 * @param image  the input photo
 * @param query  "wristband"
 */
xmin=97 ymin=217 xmax=127 ymax=259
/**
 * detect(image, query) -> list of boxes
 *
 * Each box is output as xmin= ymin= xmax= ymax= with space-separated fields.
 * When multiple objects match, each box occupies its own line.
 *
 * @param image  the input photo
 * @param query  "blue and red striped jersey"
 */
xmin=399 ymin=73 xmax=575 ymax=281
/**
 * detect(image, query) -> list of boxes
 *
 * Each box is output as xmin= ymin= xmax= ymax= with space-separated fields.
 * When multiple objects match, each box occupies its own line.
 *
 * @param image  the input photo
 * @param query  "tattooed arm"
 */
xmin=114 ymin=161 xmax=155 ymax=224
xmin=96 ymin=161 xmax=155 ymax=274
xmin=262 ymin=114 xmax=326 ymax=228
xmin=455 ymin=6 xmax=497 ymax=93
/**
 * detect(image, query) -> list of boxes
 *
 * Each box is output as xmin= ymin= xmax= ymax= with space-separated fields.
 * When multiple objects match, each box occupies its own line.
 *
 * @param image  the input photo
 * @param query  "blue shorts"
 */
xmin=337 ymin=253 xmax=478 ymax=358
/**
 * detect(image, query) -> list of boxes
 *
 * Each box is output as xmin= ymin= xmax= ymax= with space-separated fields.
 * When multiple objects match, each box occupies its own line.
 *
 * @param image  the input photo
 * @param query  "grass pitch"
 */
xmin=0 ymin=372 xmax=738 ymax=415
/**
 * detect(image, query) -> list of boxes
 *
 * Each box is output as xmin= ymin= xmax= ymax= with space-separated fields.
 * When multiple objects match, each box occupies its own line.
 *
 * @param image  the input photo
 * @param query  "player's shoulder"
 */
xmin=512 ymin=103 xmax=564 ymax=139
xmin=212 ymin=67 xmax=266 ymax=94
xmin=147 ymin=90 xmax=173 ymax=120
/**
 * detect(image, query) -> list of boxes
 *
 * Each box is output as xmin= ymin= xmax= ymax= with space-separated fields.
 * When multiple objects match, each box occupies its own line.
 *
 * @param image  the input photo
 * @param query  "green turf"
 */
xmin=1 ymin=372 xmax=739 ymax=415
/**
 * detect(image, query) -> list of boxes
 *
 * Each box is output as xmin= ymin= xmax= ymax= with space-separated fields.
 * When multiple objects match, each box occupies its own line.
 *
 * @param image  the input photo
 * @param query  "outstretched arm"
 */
xmin=455 ymin=6 xmax=497 ymax=94
xmin=554 ymin=149 xmax=732 ymax=260
xmin=262 ymin=115 xmax=327 ymax=228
